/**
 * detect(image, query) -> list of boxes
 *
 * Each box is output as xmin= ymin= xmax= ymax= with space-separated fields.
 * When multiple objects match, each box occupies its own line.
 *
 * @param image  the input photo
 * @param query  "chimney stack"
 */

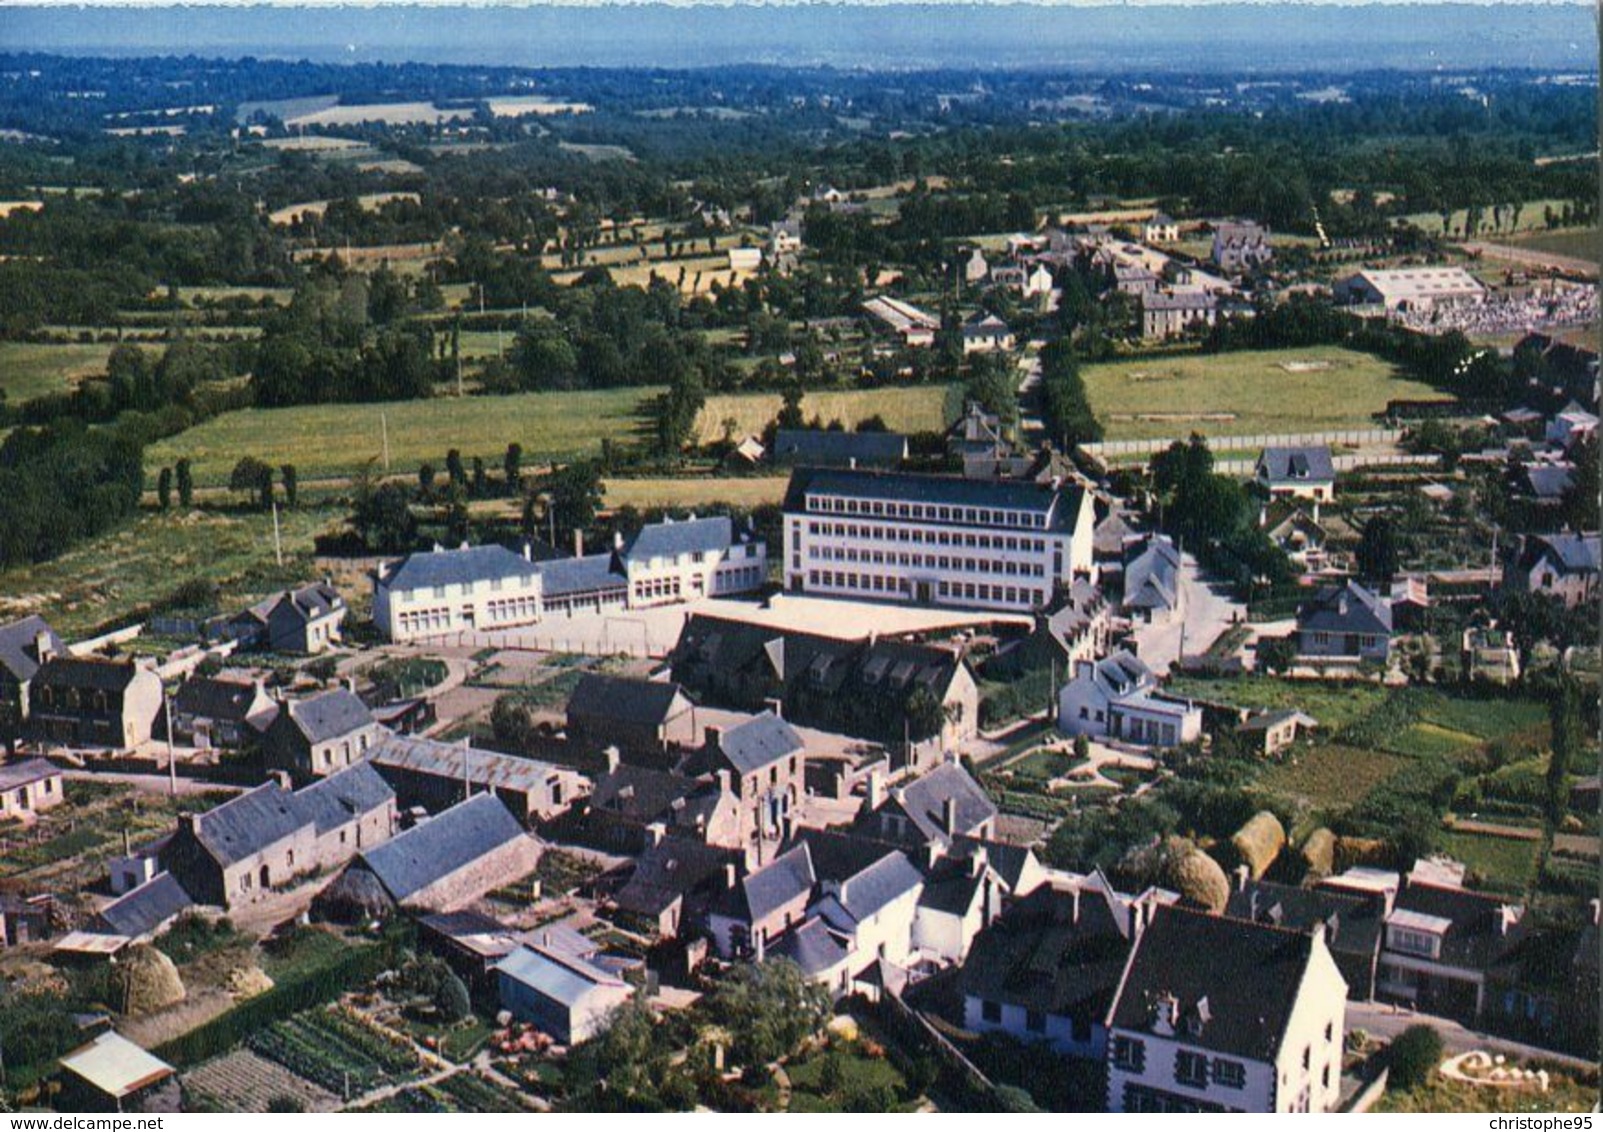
xmin=715 ymin=768 xmax=732 ymax=797
xmin=604 ymin=746 xmax=621 ymax=774
xmin=968 ymin=844 xmax=987 ymax=878
xmin=34 ymin=630 xmax=54 ymax=664
xmin=763 ymin=697 xmax=783 ymax=720
xmin=574 ymin=528 xmax=584 ymax=558
xmin=522 ymin=542 xmax=532 ymax=562
xmin=865 ymin=768 xmax=885 ymax=811
xmin=724 ymin=863 xmax=738 ymax=890
xmin=646 ymin=821 xmax=666 ymax=847
xmin=943 ymin=797 xmax=958 ymax=836
xmin=1235 ymin=863 xmax=1251 ymax=893
xmin=705 ymin=726 xmax=723 ymax=752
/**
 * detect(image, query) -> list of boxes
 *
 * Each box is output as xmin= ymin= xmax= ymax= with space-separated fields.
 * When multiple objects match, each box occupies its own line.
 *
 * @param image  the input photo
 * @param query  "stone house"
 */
xmin=27 ymin=657 xmax=163 ymax=750
xmin=0 ymin=757 xmax=65 ymax=823
xmin=263 ymin=686 xmax=386 ymax=779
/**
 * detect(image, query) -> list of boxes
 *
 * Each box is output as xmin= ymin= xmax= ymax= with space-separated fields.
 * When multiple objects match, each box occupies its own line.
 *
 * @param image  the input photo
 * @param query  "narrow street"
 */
xmin=1127 ymin=552 xmax=1244 ymax=675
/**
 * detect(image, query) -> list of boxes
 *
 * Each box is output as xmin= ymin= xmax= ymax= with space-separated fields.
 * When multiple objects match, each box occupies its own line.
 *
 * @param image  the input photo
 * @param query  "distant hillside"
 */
xmin=0 ymin=3 xmax=1596 ymax=73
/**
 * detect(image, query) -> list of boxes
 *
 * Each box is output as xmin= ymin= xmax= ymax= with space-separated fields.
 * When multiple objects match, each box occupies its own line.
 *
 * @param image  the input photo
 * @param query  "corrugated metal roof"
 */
xmin=371 ymin=734 xmax=578 ymax=797
xmin=496 ymin=942 xmax=624 ymax=1008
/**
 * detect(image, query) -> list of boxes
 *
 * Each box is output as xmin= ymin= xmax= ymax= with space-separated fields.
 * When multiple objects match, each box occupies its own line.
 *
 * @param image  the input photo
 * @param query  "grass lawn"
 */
xmin=1081 ymin=346 xmax=1442 ymax=441
xmin=1436 ymin=829 xmax=1542 ymax=896
xmin=1394 ymin=198 xmax=1575 ymax=239
xmin=1257 ymin=744 xmax=1409 ymax=811
xmin=697 ymin=385 xmax=955 ymax=445
xmin=1164 ymin=674 xmax=1390 ymax=733
xmin=1374 ymin=1070 xmax=1598 ymax=1114
xmin=0 ymin=340 xmax=116 ymax=403
xmin=1501 ymin=226 xmax=1599 ymax=263
xmin=147 ymin=387 xmax=662 ymax=487
xmin=1379 ymin=721 xmax=1483 ymax=761
xmin=784 ymin=1046 xmax=911 ymax=1112
xmin=0 ymin=502 xmax=343 ymax=638
xmin=605 ymin=475 xmax=789 ymax=510
xmin=1413 ymin=696 xmax=1549 ymax=743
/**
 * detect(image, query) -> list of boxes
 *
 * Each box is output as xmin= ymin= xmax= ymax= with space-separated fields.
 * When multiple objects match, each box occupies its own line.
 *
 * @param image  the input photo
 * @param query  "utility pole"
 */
xmin=381 ymin=410 xmax=391 ymax=469
xmin=164 ymin=689 xmax=177 ymax=798
xmin=271 ymin=499 xmax=284 ymax=567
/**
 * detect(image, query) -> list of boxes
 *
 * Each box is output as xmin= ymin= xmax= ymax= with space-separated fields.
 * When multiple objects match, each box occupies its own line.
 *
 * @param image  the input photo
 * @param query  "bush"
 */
xmin=435 ymin=973 xmax=471 ymax=1024
xmin=1387 ymin=1025 xmax=1445 ymax=1091
xmin=992 ymin=1084 xmax=1044 ymax=1112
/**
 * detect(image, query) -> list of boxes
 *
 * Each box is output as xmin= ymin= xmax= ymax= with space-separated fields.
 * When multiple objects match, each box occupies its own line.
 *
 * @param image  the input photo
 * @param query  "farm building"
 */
xmin=263 ymin=686 xmax=386 ymax=779
xmin=369 ymin=733 xmax=590 ymax=824
xmin=1335 ymin=266 xmax=1485 ymax=312
xmin=564 ymin=672 xmax=696 ymax=758
xmin=57 ymin=1031 xmax=177 ymax=1113
xmin=0 ymin=757 xmax=65 ymax=822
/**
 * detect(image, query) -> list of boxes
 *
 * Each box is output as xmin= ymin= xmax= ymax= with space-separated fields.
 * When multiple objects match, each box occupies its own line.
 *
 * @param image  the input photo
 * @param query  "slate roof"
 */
xmin=566 ymin=673 xmax=689 ymax=727
xmin=621 ymin=515 xmax=736 ymax=561
xmin=533 ymin=553 xmax=626 ymax=597
xmin=950 ymin=836 xmax=1039 ymax=894
xmin=1389 ymin=880 xmax=1527 ymax=973
xmin=589 ymin=764 xmax=701 ymax=824
xmin=771 ymin=429 xmax=908 ymax=469
xmin=1520 ymin=463 xmax=1575 ymax=499
xmin=0 ymin=757 xmax=61 ymax=793
xmin=1226 ymin=880 xmax=1381 ymax=967
xmin=0 ymin=615 xmax=64 ymax=684
xmin=295 ymin=762 xmax=394 ymax=835
xmin=359 ymin=793 xmax=528 ymax=903
xmin=826 ymin=850 xmax=923 ymax=924
xmin=1297 ymin=580 xmax=1393 ymax=636
xmin=188 ymin=782 xmax=307 ymax=868
xmin=1110 ymin=905 xmax=1326 ymax=1061
xmin=614 ymin=837 xmax=737 ymax=918
xmin=382 ymin=544 xmax=539 ymax=594
xmin=1084 ymin=651 xmax=1156 ymax=696
xmin=282 ymin=688 xmax=376 ymax=744
xmin=782 ymin=467 xmax=1084 ymax=533
xmin=94 ymin=873 xmax=192 ymax=939
xmin=715 ymin=711 xmax=804 ymax=776
xmin=917 ymin=856 xmax=989 ymax=916
xmin=33 ymin=657 xmax=145 ymax=693
xmin=792 ymin=828 xmax=902 ymax=884
xmin=720 ymin=842 xmax=815 ymax=923
xmin=770 ymin=915 xmax=849 ymax=977
xmin=287 ymin=582 xmax=344 ymax=619
xmin=1527 ymin=532 xmax=1601 ymax=574
xmin=171 ymin=676 xmax=268 ymax=724
xmin=891 ymin=761 xmax=999 ymax=843
xmin=1258 ymin=445 xmax=1336 ymax=485
xmin=1143 ymin=289 xmax=1216 ymax=312
xmin=961 ymin=884 xmax=1133 ymax=1020
xmin=1124 ymin=536 xmax=1181 ymax=612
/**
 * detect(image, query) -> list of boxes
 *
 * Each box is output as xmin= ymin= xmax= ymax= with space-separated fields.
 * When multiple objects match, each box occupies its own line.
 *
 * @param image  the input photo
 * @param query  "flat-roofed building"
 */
xmin=781 ymin=468 xmax=1094 ymax=613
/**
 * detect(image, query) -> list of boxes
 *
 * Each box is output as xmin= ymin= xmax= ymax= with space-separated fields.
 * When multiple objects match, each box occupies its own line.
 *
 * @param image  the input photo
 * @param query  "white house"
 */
xmin=1143 ymin=214 xmax=1180 ymax=244
xmin=1106 ymin=906 xmax=1348 ymax=1113
xmin=1023 ymin=263 xmax=1055 ymax=299
xmin=911 ymin=847 xmax=1004 ymax=964
xmin=1255 ymin=447 xmax=1336 ymax=505
xmin=727 ymin=246 xmax=762 ymax=272
xmin=781 ymin=468 xmax=1095 ymax=613
xmin=1058 ymin=651 xmax=1201 ymax=747
xmin=1545 ymin=400 xmax=1599 ymax=448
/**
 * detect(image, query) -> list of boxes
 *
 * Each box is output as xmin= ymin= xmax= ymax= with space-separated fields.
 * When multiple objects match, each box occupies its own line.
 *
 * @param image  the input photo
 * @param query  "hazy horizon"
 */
xmin=0 ymin=1 xmax=1596 ymax=71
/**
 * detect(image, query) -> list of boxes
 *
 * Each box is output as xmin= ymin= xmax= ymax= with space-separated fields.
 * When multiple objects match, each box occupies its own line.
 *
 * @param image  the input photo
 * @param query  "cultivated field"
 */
xmin=0 ymin=340 xmax=116 ymax=402
xmin=148 ymin=387 xmax=662 ymax=486
xmin=269 ymin=192 xmax=421 ymax=226
xmin=1082 ymin=346 xmax=1442 ymax=440
xmin=1503 ymin=226 xmax=1600 ymax=264
xmin=605 ymin=475 xmax=791 ymax=510
xmin=696 ymin=384 xmax=956 ymax=444
xmin=486 ymin=95 xmax=593 ymax=116
xmin=284 ymin=101 xmax=474 ymax=128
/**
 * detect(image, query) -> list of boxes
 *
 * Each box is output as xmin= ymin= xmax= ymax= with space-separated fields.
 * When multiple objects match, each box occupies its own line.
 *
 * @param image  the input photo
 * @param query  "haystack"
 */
xmin=1299 ymin=828 xmax=1337 ymax=878
xmin=1159 ymin=838 xmax=1229 ymax=913
xmin=1231 ymin=811 xmax=1287 ymax=880
xmin=226 ymin=965 xmax=274 ymax=1000
xmin=112 ymin=944 xmax=185 ymax=1016
xmin=312 ymin=866 xmax=393 ymax=925
xmin=1336 ymin=835 xmax=1387 ymax=871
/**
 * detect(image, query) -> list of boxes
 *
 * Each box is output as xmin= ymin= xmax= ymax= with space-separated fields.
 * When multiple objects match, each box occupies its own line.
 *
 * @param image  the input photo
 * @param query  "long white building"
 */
xmin=373 ymin=517 xmax=767 ymax=642
xmin=781 ymin=468 xmax=1094 ymax=612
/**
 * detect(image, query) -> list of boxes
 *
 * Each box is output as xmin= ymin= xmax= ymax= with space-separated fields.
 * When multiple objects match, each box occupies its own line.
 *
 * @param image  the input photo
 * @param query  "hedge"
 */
xmin=155 ymin=943 xmax=389 ymax=1067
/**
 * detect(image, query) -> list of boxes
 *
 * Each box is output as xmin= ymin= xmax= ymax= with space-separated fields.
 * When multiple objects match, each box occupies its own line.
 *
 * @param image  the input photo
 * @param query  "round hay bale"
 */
xmin=226 ymin=966 xmax=274 ymax=1000
xmin=1300 ymin=828 xmax=1337 ymax=878
xmin=312 ymin=867 xmax=392 ymax=925
xmin=1160 ymin=838 xmax=1230 ymax=913
xmin=112 ymin=944 xmax=185 ymax=1016
xmin=1336 ymin=835 xmax=1388 ymax=871
xmin=1231 ymin=811 xmax=1287 ymax=880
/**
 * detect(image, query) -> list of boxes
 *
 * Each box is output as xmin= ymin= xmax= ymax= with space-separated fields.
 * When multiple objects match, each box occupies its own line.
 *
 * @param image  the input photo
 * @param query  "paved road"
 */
xmin=1346 ymin=1002 xmax=1596 ymax=1074
xmin=1128 ymin=552 xmax=1244 ymax=675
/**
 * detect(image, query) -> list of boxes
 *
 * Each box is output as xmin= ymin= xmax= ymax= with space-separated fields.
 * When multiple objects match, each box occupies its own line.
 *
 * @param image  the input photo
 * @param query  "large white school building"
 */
xmin=780 ymin=468 xmax=1094 ymax=613
xmin=372 ymin=517 xmax=767 ymax=642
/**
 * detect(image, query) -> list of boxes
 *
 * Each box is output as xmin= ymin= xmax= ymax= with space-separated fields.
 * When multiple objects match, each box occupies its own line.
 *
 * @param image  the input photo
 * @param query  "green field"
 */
xmin=1165 ymin=674 xmax=1391 ymax=733
xmin=149 ymin=384 xmax=953 ymax=488
xmin=0 ymin=503 xmax=344 ymax=639
xmin=1082 ymin=347 xmax=1443 ymax=441
xmin=1257 ymin=743 xmax=1410 ymax=811
xmin=697 ymin=384 xmax=955 ymax=444
xmin=1436 ymin=829 xmax=1543 ymax=896
xmin=0 ymin=341 xmax=116 ymax=403
xmin=148 ymin=387 xmax=661 ymax=487
xmin=1502 ymin=227 xmax=1599 ymax=264
xmin=1395 ymin=198 xmax=1574 ymax=238
xmin=605 ymin=475 xmax=790 ymax=510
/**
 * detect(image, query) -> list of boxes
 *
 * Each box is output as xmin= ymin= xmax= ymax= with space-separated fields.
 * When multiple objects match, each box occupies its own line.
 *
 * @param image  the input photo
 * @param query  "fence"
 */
xmin=1081 ymin=428 xmax=1403 ymax=459
xmin=1211 ymin=452 xmax=1440 ymax=476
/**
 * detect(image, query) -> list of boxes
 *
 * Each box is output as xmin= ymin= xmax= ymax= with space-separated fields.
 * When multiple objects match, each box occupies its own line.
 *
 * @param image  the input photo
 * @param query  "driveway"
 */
xmin=1128 ymin=552 xmax=1244 ymax=675
xmin=1345 ymin=1001 xmax=1597 ymax=1074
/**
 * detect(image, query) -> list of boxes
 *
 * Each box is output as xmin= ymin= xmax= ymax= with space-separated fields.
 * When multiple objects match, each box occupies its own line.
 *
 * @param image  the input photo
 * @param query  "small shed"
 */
xmin=57 ymin=1031 xmax=177 ymax=1113
xmin=1237 ymin=710 xmax=1317 ymax=756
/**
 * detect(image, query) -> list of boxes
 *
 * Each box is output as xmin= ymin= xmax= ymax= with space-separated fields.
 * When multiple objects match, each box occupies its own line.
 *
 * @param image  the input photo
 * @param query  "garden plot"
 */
xmin=184 ymin=1049 xmax=342 ymax=1112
